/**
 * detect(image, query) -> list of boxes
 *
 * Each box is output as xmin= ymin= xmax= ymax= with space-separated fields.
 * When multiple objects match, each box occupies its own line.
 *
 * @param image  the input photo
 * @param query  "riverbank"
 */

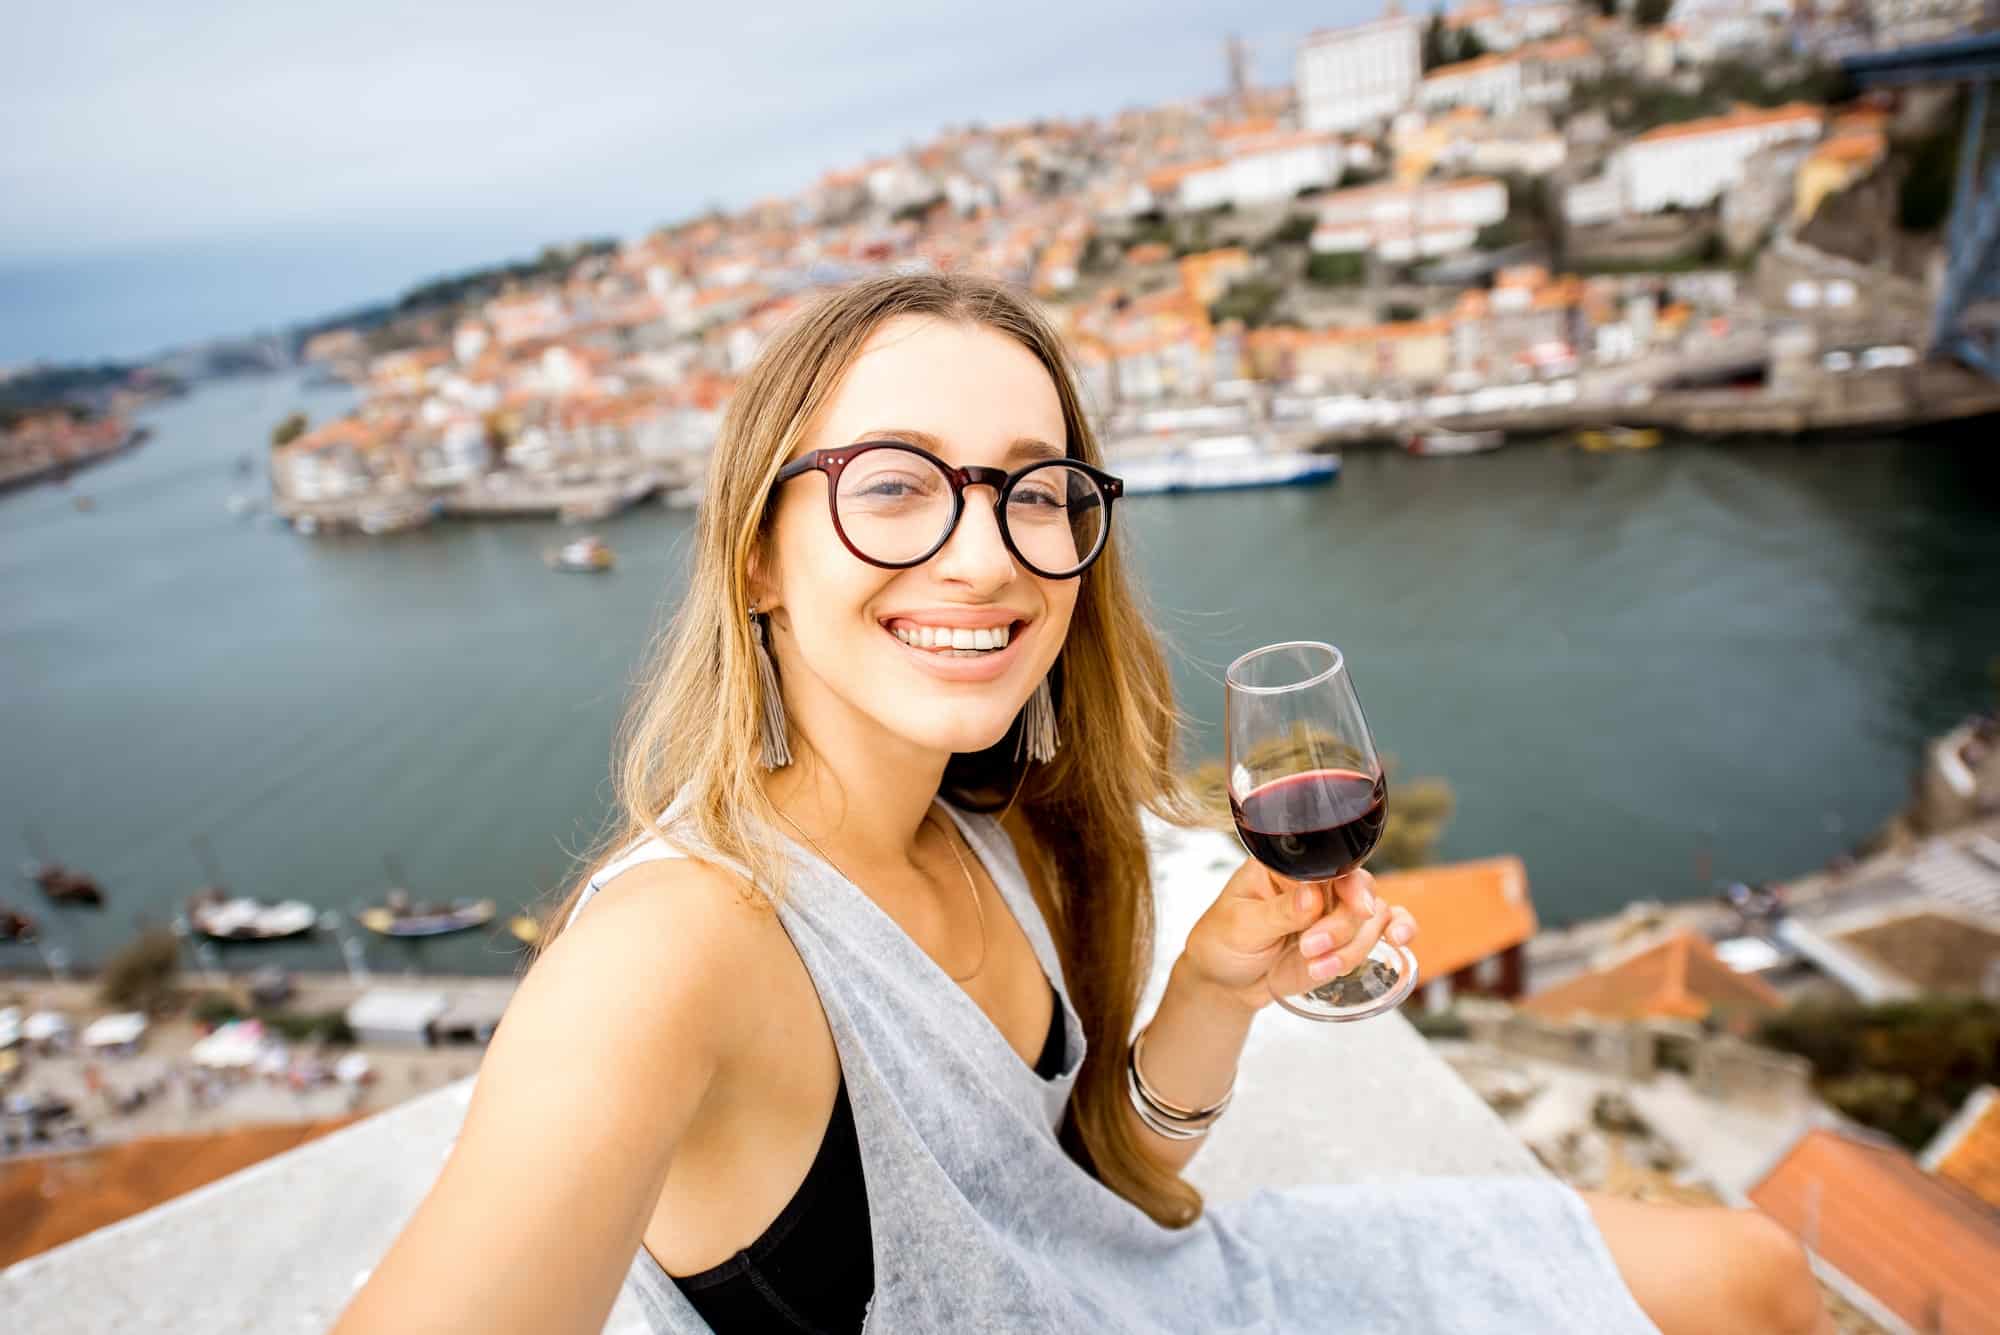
xmin=0 ymin=972 xmax=511 ymax=1153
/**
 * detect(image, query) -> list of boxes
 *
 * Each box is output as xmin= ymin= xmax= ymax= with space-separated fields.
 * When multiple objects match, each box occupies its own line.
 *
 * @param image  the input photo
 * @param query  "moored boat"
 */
xmin=22 ymin=863 xmax=105 ymax=908
xmin=1115 ymin=435 xmax=1339 ymax=496
xmin=356 ymin=889 xmax=498 ymax=938
xmin=1405 ymin=429 xmax=1504 ymax=457
xmin=185 ymin=890 xmax=319 ymax=941
xmin=1573 ymin=427 xmax=1662 ymax=452
xmin=545 ymin=535 xmax=615 ymax=572
xmin=0 ymin=905 xmax=37 ymax=942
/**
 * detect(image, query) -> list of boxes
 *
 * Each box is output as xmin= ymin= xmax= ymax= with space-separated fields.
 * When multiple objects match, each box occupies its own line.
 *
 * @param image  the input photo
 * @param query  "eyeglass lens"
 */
xmin=832 ymin=448 xmax=1106 ymax=575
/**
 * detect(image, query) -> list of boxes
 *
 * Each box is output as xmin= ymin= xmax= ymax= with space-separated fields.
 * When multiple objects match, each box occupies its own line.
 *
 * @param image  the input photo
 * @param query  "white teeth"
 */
xmin=887 ymin=622 xmax=1014 ymax=652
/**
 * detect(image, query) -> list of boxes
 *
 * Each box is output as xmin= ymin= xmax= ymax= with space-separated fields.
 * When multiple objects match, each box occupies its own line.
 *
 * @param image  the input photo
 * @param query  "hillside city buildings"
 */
xmin=268 ymin=0 xmax=1989 ymax=524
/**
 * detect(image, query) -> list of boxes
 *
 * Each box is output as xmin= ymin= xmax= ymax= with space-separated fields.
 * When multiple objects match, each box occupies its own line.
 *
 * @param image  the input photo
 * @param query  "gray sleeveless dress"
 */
xmin=568 ymin=796 xmax=1658 ymax=1333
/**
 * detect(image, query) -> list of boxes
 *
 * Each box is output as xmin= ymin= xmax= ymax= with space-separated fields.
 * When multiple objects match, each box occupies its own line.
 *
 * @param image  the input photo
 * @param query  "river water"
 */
xmin=4 ymin=373 xmax=1996 ymax=976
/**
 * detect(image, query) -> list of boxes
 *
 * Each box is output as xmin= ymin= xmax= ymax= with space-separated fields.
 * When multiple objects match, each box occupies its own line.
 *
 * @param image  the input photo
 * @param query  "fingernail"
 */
xmin=1391 ymin=922 xmax=1413 ymax=945
xmin=1309 ymin=953 xmax=1344 ymax=981
xmin=1300 ymin=930 xmax=1331 ymax=958
xmin=1364 ymin=891 xmax=1380 ymax=915
xmin=1296 ymin=887 xmax=1314 ymax=914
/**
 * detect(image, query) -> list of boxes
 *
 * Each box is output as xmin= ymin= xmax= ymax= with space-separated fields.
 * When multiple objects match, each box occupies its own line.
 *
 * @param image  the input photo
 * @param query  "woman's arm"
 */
xmin=1129 ymin=863 xmax=1414 ymax=1176
xmin=1120 ymin=954 xmax=1259 ymax=1172
xmin=329 ymin=859 xmax=772 ymax=1335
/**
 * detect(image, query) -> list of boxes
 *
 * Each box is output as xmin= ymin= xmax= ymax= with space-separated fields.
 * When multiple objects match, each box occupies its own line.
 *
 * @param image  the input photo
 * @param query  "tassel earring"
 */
xmin=750 ymin=609 xmax=792 ymax=769
xmin=1015 ymin=675 xmax=1059 ymax=764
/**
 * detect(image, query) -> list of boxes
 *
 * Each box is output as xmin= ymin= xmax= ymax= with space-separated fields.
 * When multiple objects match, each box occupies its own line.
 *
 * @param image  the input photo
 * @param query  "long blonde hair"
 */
xmin=538 ymin=270 xmax=1210 ymax=1226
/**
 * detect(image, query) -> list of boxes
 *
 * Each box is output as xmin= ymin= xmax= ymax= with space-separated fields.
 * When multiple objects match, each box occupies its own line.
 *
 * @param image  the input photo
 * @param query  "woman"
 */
xmin=334 ymin=272 xmax=1828 ymax=1334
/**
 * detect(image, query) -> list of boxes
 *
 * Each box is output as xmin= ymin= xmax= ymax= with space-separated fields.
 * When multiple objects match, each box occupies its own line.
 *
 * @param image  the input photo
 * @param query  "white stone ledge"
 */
xmin=3 ymin=827 xmax=1541 ymax=1334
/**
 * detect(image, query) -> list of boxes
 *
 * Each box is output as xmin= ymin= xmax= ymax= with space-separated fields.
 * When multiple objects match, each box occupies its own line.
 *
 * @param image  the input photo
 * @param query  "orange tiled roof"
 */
xmin=1425 ymin=51 xmax=1522 ymax=80
xmin=1633 ymin=102 xmax=1824 ymax=145
xmin=1810 ymin=130 xmax=1886 ymax=165
xmin=0 ymin=1117 xmax=359 ymax=1267
xmin=1145 ymin=160 xmax=1224 ymax=193
xmin=1215 ymin=117 xmax=1280 ymax=141
xmin=1751 ymin=1128 xmax=2000 ymax=1332
xmin=1373 ymin=856 xmax=1537 ymax=981
xmin=1525 ymin=37 xmax=1594 ymax=62
xmin=1926 ymin=1086 xmax=2000 ymax=1213
xmin=1521 ymin=930 xmax=1782 ymax=1022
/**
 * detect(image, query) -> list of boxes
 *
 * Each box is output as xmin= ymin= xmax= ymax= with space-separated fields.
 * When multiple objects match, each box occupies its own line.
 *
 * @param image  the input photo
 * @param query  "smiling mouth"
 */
xmin=880 ymin=618 xmax=1030 ymax=657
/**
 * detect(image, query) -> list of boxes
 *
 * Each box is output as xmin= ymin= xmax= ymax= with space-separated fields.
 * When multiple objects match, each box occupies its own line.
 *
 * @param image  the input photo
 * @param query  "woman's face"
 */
xmin=757 ymin=314 xmax=1081 ymax=762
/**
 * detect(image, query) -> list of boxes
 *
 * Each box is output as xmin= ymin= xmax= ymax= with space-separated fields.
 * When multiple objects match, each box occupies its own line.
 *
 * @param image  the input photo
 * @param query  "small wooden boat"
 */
xmin=0 ymin=905 xmax=37 ymax=942
xmin=19 ymin=831 xmax=105 ymax=907
xmin=356 ymin=889 xmax=497 ymax=938
xmin=1405 ymin=429 xmax=1504 ymax=457
xmin=183 ymin=834 xmax=315 ymax=941
xmin=20 ymin=861 xmax=105 ymax=907
xmin=545 ymin=535 xmax=615 ymax=572
xmin=185 ymin=889 xmax=318 ymax=941
xmin=1574 ymin=427 xmax=1662 ymax=452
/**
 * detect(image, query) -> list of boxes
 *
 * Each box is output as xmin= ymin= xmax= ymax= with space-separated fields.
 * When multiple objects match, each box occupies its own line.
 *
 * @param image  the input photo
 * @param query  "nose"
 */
xmin=932 ymin=485 xmax=1017 ymax=591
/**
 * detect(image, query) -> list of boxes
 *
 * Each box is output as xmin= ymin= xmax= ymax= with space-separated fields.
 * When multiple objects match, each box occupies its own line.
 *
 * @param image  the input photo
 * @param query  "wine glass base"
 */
xmin=1272 ymin=939 xmax=1419 ymax=1022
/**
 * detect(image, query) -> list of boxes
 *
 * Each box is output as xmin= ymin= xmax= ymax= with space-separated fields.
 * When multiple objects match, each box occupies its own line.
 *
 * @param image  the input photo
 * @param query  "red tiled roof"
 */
xmin=1373 ymin=856 xmax=1537 ymax=980
xmin=1521 ymin=930 xmax=1783 ymax=1022
xmin=1925 ymin=1086 xmax=2000 ymax=1213
xmin=1633 ymin=102 xmax=1824 ymax=145
xmin=1751 ymin=1128 xmax=2000 ymax=1332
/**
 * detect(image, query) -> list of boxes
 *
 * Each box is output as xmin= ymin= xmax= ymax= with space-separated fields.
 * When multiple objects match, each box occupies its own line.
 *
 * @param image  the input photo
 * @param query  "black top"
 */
xmin=675 ymin=983 xmax=1067 ymax=1334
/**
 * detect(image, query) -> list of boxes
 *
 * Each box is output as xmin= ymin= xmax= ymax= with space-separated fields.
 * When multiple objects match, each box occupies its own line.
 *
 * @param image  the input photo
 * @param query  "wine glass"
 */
xmin=1225 ymin=641 xmax=1417 ymax=1022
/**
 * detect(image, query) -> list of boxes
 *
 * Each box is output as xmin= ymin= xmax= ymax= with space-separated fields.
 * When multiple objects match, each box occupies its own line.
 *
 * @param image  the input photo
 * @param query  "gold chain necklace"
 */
xmin=774 ymin=802 xmax=989 ymax=982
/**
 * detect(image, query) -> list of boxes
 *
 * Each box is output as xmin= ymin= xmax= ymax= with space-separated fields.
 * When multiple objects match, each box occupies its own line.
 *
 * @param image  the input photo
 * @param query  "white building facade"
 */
xmin=1297 ymin=15 xmax=1423 ymax=132
xmin=1311 ymin=177 xmax=1509 ymax=262
xmin=1177 ymin=133 xmax=1348 ymax=210
xmin=1616 ymin=106 xmax=1824 ymax=214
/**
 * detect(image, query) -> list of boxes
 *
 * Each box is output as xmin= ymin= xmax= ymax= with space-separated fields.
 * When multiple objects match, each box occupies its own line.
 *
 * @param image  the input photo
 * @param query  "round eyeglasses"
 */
xmin=771 ymin=441 xmax=1123 ymax=579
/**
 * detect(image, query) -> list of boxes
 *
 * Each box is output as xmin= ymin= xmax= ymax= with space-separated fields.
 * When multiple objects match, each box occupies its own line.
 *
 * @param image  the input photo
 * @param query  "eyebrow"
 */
xmin=855 ymin=427 xmax=1066 ymax=464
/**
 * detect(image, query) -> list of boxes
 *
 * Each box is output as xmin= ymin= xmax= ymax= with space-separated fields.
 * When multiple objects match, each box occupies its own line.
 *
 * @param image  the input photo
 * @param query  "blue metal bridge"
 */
xmin=1843 ymin=32 xmax=2000 ymax=376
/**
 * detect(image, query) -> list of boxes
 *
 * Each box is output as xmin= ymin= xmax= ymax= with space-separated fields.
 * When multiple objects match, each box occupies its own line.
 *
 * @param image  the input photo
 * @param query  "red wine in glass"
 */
xmin=1224 ymin=641 xmax=1417 ymax=1022
xmin=1230 ymin=768 xmax=1387 ymax=883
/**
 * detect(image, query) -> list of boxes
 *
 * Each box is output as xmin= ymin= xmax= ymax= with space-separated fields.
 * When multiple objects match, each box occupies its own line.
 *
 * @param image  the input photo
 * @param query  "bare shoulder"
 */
xmin=509 ymin=854 xmax=785 ymax=1068
xmin=331 ymin=856 xmax=789 ymax=1334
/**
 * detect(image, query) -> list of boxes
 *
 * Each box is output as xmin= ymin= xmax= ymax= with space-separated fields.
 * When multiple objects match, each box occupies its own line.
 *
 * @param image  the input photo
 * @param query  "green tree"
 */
xmin=1423 ymin=11 xmax=1451 ymax=72
xmin=1262 ymin=213 xmax=1319 ymax=249
xmin=1758 ymin=997 xmax=2000 ymax=1150
xmin=1307 ymin=251 xmax=1366 ymax=286
xmin=1899 ymin=114 xmax=1962 ymax=231
xmin=270 ymin=411 xmax=308 ymax=449
xmin=99 ymin=928 xmax=182 ymax=1013
xmin=1208 ymin=277 xmax=1285 ymax=327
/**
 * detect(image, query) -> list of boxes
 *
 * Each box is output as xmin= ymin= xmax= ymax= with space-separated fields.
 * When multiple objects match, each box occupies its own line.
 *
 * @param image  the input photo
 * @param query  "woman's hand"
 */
xmin=1180 ymin=859 xmax=1418 ymax=1015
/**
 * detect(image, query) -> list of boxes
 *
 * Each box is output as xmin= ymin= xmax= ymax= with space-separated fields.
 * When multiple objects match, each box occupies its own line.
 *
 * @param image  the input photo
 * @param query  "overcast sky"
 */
xmin=1 ymin=1 xmax=1375 ymax=365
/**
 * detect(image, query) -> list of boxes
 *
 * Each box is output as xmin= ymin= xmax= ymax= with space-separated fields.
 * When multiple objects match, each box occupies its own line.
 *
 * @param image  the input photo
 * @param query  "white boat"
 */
xmin=546 ymin=535 xmax=615 ymax=572
xmin=1115 ymin=435 xmax=1340 ymax=496
xmin=186 ymin=893 xmax=318 ymax=941
xmin=1405 ymin=429 xmax=1504 ymax=457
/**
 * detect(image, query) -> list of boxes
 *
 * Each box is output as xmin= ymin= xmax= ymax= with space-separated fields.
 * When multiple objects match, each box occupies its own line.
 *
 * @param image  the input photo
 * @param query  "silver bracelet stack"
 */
xmin=1124 ymin=1027 xmax=1234 ymax=1141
